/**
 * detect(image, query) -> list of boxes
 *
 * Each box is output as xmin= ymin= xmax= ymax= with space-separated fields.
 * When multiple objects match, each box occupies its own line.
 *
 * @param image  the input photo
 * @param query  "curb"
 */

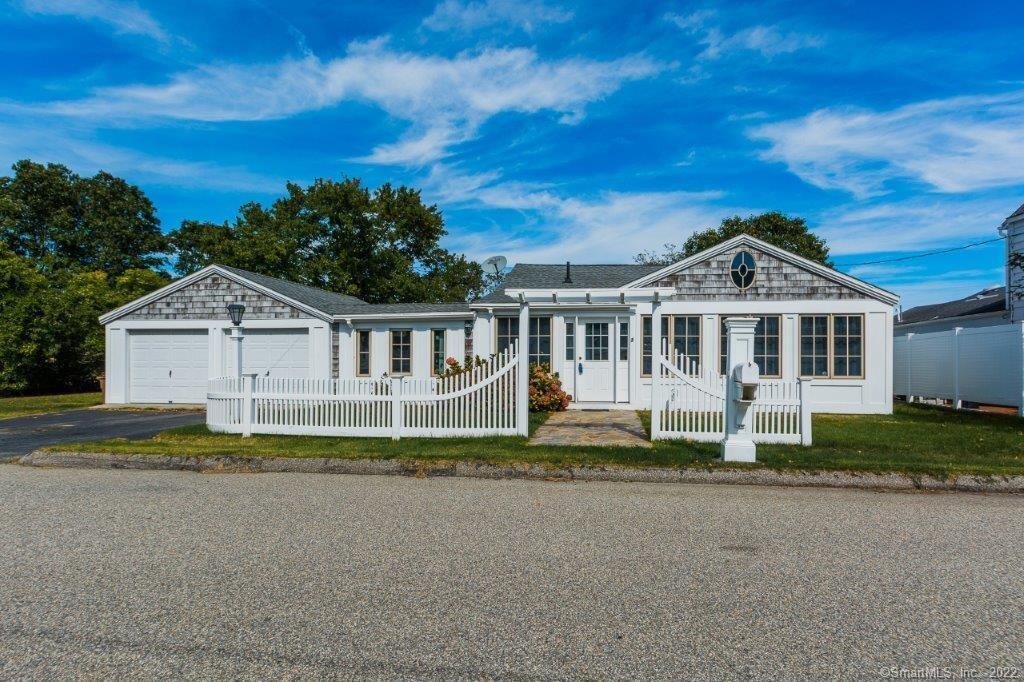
xmin=16 ymin=450 xmax=1024 ymax=494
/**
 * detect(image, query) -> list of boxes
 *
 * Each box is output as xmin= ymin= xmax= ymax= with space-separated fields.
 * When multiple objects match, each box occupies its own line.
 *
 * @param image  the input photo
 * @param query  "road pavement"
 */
xmin=0 ymin=467 xmax=1020 ymax=679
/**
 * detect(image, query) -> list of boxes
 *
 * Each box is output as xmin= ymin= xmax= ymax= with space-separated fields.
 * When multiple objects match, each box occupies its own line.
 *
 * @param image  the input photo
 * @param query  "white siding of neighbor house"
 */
xmin=1008 ymin=220 xmax=1024 ymax=323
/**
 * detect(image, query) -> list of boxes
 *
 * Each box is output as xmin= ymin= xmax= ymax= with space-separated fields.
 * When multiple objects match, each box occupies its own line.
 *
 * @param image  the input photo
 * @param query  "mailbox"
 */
xmin=732 ymin=361 xmax=759 ymax=402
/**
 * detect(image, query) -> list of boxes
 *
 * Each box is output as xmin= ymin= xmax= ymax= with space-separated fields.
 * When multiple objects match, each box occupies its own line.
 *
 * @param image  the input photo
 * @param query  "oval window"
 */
xmin=729 ymin=251 xmax=756 ymax=290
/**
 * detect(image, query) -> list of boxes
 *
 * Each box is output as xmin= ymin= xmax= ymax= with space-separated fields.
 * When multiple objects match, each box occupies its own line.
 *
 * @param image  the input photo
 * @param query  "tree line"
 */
xmin=0 ymin=159 xmax=486 ymax=395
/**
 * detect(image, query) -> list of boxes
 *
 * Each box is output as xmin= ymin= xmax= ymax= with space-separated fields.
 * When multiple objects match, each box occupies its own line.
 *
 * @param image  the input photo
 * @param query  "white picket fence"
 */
xmin=894 ymin=323 xmax=1024 ymax=414
xmin=652 ymin=351 xmax=811 ymax=444
xmin=207 ymin=347 xmax=523 ymax=438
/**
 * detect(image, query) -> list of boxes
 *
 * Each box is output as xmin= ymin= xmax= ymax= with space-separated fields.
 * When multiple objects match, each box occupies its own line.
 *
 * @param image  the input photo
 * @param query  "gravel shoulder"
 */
xmin=1 ymin=465 xmax=1021 ymax=678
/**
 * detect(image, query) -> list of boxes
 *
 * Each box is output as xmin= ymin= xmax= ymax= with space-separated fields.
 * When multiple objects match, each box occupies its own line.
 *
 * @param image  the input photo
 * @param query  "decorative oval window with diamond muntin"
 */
xmin=729 ymin=251 xmax=756 ymax=290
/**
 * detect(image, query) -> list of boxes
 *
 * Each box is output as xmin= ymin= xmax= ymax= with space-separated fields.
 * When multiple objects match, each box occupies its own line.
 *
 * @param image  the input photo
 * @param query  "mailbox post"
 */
xmin=722 ymin=317 xmax=760 ymax=462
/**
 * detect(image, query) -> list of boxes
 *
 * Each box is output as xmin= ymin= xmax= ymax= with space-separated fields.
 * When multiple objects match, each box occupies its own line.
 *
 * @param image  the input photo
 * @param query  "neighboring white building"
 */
xmin=893 ymin=203 xmax=1024 ymax=414
xmin=100 ymin=234 xmax=899 ymax=414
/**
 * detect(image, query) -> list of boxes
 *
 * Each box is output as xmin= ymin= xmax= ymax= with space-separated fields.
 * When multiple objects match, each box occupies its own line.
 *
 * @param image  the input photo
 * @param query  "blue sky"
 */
xmin=2 ymin=0 xmax=1023 ymax=308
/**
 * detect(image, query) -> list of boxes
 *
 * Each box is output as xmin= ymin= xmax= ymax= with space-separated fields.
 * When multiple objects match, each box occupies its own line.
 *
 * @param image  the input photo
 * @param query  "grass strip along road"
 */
xmin=46 ymin=403 xmax=1024 ymax=479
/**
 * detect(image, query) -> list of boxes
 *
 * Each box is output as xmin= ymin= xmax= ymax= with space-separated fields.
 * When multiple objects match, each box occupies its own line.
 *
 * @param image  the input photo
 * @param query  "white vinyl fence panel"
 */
xmin=207 ymin=348 xmax=523 ymax=438
xmin=894 ymin=323 xmax=1024 ymax=412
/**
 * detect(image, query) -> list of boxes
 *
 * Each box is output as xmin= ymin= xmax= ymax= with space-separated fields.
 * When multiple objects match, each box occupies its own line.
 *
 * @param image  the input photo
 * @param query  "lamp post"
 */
xmin=227 ymin=303 xmax=245 ymax=378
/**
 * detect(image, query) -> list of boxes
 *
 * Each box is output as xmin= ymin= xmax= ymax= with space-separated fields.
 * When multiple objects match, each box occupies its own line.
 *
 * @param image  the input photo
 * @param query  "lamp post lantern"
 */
xmin=226 ymin=303 xmax=245 ymax=378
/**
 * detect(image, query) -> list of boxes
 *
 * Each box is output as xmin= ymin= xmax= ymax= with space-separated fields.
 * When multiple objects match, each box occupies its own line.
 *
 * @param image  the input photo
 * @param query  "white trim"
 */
xmin=99 ymin=264 xmax=333 ymax=324
xmin=622 ymin=234 xmax=900 ymax=305
xmin=504 ymin=287 xmax=673 ymax=303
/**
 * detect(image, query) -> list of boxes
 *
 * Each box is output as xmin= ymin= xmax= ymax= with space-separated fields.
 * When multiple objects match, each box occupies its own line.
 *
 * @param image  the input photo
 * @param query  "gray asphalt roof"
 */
xmin=478 ymin=263 xmax=663 ymax=303
xmin=897 ymin=286 xmax=1006 ymax=325
xmin=333 ymin=303 xmax=472 ymax=317
xmin=220 ymin=265 xmax=368 ymax=313
xmin=221 ymin=265 xmax=470 ymax=317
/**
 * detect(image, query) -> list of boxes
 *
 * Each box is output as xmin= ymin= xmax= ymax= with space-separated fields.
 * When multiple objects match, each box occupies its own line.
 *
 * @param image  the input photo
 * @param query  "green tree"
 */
xmin=0 ymin=159 xmax=166 ymax=275
xmin=169 ymin=177 xmax=484 ymax=303
xmin=0 ymin=241 xmax=168 ymax=395
xmin=0 ymin=245 xmax=54 ymax=394
xmin=635 ymin=211 xmax=832 ymax=267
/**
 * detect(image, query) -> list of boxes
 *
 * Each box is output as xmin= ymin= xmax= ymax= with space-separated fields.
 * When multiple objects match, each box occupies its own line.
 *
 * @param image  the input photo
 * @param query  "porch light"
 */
xmin=227 ymin=302 xmax=245 ymax=326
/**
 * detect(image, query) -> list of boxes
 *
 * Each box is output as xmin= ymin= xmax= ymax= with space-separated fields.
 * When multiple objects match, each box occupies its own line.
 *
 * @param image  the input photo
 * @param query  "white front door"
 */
xmin=576 ymin=320 xmax=615 ymax=402
xmin=129 ymin=330 xmax=209 ymax=404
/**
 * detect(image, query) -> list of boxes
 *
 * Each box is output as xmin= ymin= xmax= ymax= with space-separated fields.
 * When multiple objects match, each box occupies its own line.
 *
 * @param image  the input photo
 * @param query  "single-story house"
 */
xmin=100 ymin=234 xmax=899 ymax=413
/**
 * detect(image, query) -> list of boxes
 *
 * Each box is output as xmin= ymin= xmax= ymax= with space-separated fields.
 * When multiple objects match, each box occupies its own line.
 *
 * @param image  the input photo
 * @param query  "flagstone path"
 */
xmin=529 ymin=409 xmax=651 ymax=448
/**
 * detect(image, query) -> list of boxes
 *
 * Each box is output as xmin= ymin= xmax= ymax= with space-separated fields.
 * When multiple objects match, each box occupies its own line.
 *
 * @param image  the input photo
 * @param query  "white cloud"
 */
xmin=815 ymin=195 xmax=1015 ymax=255
xmin=666 ymin=11 xmax=823 ymax=62
xmin=18 ymin=0 xmax=169 ymax=42
xmin=750 ymin=90 xmax=1024 ymax=197
xmin=42 ymin=42 xmax=661 ymax=166
xmin=426 ymin=164 xmax=736 ymax=263
xmin=422 ymin=0 xmax=572 ymax=33
xmin=0 ymin=118 xmax=281 ymax=193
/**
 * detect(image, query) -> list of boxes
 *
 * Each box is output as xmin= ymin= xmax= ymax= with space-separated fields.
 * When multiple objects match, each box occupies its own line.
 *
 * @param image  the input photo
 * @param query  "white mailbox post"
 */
xmin=722 ymin=317 xmax=760 ymax=462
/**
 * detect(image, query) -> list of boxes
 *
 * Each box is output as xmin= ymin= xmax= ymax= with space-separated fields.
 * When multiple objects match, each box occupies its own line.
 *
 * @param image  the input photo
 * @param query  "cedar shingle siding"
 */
xmin=123 ymin=274 xmax=310 ymax=320
xmin=658 ymin=247 xmax=868 ymax=301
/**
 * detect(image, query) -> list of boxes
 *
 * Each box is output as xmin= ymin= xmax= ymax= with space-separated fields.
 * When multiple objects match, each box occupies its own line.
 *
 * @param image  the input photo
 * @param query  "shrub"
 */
xmin=529 ymin=363 xmax=570 ymax=412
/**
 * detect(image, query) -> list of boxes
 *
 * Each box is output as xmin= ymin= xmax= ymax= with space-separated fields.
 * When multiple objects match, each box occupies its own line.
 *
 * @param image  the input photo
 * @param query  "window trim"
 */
xmin=718 ymin=314 xmax=782 ymax=379
xmin=355 ymin=329 xmax=372 ymax=377
xmin=494 ymin=316 xmax=518 ymax=355
xmin=529 ymin=315 xmax=552 ymax=367
xmin=640 ymin=314 xmax=702 ymax=377
xmin=430 ymin=328 xmax=446 ymax=377
xmin=798 ymin=314 xmax=865 ymax=380
xmin=389 ymin=328 xmax=413 ymax=376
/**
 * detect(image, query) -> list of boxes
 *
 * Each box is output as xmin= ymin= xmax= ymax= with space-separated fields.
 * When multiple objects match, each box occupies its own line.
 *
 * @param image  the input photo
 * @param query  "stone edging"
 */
xmin=16 ymin=450 xmax=1024 ymax=494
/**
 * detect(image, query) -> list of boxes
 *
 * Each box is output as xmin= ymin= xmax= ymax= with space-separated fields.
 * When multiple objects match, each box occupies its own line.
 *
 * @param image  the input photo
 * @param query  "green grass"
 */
xmin=46 ymin=402 xmax=1024 ymax=479
xmin=0 ymin=392 xmax=103 ymax=420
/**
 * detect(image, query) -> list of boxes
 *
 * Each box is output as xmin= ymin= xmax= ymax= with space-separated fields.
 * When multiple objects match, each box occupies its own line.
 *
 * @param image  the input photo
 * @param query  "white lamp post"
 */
xmin=227 ymin=303 xmax=245 ymax=378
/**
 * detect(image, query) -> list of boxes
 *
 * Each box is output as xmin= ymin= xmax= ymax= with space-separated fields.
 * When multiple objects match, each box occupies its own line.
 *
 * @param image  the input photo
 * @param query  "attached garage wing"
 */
xmin=129 ymin=330 xmax=210 ymax=404
xmin=224 ymin=328 xmax=310 ymax=378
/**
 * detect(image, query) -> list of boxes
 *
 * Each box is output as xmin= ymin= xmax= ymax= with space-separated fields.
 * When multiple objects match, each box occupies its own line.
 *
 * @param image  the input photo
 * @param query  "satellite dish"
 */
xmin=482 ymin=255 xmax=507 ymax=277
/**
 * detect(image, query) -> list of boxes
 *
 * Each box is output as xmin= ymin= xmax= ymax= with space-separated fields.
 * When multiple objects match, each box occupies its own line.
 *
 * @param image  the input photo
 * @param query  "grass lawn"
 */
xmin=49 ymin=402 xmax=1024 ymax=479
xmin=0 ymin=392 xmax=103 ymax=420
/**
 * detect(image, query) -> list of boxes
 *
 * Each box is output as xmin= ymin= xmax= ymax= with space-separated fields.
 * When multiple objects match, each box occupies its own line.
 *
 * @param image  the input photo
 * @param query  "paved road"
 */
xmin=0 ymin=468 xmax=1021 ymax=679
xmin=0 ymin=409 xmax=204 ymax=460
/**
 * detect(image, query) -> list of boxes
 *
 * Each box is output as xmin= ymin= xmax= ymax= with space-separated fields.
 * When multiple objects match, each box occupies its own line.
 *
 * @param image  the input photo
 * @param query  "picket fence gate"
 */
xmin=652 ymin=349 xmax=811 ymax=445
xmin=207 ymin=347 xmax=522 ymax=439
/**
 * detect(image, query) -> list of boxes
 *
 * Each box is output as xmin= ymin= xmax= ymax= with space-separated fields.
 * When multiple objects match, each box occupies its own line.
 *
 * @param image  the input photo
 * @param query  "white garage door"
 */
xmin=130 ymin=330 xmax=210 ymax=404
xmin=225 ymin=329 xmax=310 ymax=378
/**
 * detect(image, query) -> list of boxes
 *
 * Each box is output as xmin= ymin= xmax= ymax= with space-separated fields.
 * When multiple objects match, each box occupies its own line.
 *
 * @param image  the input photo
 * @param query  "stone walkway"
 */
xmin=529 ymin=409 xmax=651 ymax=448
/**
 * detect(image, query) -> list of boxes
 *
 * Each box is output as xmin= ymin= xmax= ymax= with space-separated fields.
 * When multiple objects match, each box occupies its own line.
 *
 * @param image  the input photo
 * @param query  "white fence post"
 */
xmin=517 ymin=299 xmax=530 ymax=436
xmin=391 ymin=378 xmax=403 ymax=440
xmin=905 ymin=332 xmax=915 ymax=403
xmin=650 ymin=300 xmax=662 ymax=440
xmin=953 ymin=327 xmax=962 ymax=409
xmin=241 ymin=373 xmax=255 ymax=438
xmin=799 ymin=378 xmax=812 ymax=446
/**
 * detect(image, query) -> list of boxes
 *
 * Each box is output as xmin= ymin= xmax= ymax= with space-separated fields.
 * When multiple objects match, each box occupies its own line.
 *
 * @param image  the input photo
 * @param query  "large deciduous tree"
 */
xmin=169 ymin=178 xmax=484 ymax=303
xmin=635 ymin=211 xmax=832 ymax=267
xmin=0 ymin=160 xmax=167 ymax=274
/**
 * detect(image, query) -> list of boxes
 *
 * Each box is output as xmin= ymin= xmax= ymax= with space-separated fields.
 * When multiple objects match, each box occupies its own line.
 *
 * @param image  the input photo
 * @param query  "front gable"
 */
xmin=628 ymin=235 xmax=898 ymax=304
xmin=122 ymin=273 xmax=310 ymax=320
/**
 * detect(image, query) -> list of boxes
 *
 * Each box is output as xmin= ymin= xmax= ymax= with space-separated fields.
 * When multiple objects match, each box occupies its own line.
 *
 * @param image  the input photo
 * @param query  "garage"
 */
xmin=129 ymin=330 xmax=210 ymax=404
xmin=225 ymin=328 xmax=310 ymax=378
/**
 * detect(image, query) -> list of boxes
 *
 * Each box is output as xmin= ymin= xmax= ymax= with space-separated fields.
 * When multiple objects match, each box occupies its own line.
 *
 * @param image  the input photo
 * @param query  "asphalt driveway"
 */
xmin=0 ymin=468 xmax=1020 ymax=678
xmin=0 ymin=409 xmax=204 ymax=460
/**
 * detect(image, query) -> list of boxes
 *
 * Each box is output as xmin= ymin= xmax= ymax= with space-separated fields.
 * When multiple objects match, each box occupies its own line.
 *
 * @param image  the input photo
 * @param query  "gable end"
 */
xmin=122 ymin=273 xmax=312 ymax=321
xmin=658 ymin=246 xmax=869 ymax=301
